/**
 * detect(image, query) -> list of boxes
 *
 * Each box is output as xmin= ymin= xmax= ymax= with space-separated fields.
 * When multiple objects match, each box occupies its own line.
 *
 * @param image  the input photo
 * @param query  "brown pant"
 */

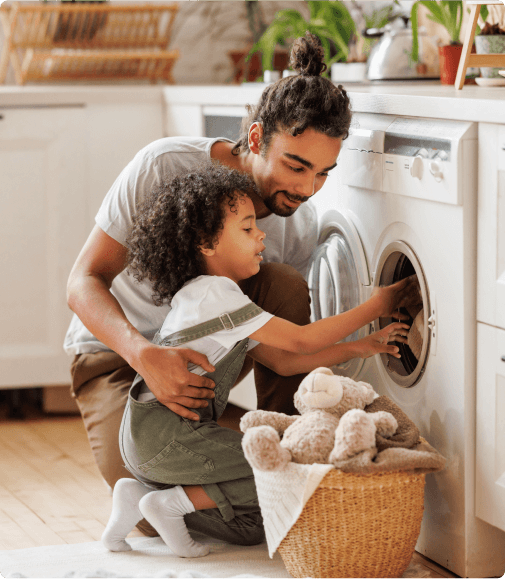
xmin=70 ymin=262 xmax=311 ymax=536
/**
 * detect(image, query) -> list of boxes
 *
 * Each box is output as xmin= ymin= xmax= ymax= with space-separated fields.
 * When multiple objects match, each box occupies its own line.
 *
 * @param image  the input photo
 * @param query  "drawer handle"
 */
xmin=502 ymin=356 xmax=505 ymax=362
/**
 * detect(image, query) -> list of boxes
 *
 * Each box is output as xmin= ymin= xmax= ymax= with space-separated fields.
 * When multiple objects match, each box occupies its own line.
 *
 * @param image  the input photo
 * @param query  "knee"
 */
xmin=259 ymin=262 xmax=307 ymax=292
xmin=228 ymin=513 xmax=266 ymax=546
xmin=256 ymin=263 xmax=311 ymax=323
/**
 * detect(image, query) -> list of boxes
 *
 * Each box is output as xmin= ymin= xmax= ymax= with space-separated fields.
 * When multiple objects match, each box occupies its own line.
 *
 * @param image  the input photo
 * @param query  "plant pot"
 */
xmin=475 ymin=34 xmax=505 ymax=78
xmin=438 ymin=44 xmax=463 ymax=85
xmin=228 ymin=50 xmax=289 ymax=84
xmin=331 ymin=62 xmax=367 ymax=83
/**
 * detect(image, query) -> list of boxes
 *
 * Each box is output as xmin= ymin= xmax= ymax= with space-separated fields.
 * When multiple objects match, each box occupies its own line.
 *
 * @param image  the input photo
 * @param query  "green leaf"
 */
xmin=410 ymin=1 xmax=420 ymax=62
xmin=419 ymin=0 xmax=443 ymax=23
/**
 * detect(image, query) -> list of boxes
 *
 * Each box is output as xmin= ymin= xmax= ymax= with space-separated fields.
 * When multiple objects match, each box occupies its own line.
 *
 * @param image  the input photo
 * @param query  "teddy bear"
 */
xmin=240 ymin=367 xmax=399 ymax=471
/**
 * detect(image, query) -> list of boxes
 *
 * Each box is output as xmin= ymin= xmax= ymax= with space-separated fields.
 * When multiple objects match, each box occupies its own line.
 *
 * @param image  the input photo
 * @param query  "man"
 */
xmin=66 ymin=34 xmax=352 ymax=534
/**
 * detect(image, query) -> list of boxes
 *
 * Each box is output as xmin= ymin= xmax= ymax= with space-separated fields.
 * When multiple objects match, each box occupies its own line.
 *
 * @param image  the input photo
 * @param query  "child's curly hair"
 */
xmin=126 ymin=162 xmax=256 ymax=306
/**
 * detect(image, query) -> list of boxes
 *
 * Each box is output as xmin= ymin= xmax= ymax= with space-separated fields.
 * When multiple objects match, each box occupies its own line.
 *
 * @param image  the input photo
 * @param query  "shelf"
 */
xmin=0 ymin=2 xmax=180 ymax=85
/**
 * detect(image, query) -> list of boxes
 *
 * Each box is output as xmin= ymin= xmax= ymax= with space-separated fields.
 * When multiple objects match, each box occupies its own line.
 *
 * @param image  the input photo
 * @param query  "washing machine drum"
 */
xmin=373 ymin=241 xmax=431 ymax=388
xmin=307 ymin=231 xmax=368 ymax=378
xmin=308 ymin=231 xmax=431 ymax=387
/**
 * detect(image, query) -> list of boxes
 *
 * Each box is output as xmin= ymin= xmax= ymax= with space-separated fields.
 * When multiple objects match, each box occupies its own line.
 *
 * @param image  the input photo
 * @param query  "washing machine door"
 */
xmin=307 ymin=210 xmax=371 ymax=379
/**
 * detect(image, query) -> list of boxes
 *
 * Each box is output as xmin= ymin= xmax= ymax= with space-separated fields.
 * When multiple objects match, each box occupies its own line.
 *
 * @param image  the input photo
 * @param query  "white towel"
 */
xmin=252 ymin=462 xmax=334 ymax=557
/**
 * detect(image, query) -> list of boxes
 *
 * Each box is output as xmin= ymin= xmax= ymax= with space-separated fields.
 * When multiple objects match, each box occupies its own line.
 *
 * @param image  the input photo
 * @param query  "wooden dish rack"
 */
xmin=0 ymin=2 xmax=180 ymax=85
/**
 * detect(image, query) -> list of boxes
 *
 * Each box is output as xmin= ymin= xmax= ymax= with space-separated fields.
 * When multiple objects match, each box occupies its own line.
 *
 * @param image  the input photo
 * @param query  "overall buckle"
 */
xmin=219 ymin=313 xmax=235 ymax=331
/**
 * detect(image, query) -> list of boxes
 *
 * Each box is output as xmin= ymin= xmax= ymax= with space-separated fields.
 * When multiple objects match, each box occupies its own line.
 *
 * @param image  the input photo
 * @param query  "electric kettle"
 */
xmin=365 ymin=17 xmax=440 ymax=80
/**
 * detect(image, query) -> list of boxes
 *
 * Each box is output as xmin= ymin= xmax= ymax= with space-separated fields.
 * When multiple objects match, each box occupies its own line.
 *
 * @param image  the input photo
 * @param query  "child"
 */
xmin=101 ymin=163 xmax=410 ymax=557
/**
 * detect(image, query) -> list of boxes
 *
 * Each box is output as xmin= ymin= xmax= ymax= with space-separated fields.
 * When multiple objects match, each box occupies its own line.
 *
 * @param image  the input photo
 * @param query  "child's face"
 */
xmin=201 ymin=195 xmax=266 ymax=283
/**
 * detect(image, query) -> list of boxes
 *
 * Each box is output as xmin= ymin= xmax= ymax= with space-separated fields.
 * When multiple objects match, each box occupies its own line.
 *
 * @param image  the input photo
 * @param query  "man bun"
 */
xmin=289 ymin=32 xmax=327 ymax=77
xmin=232 ymin=32 xmax=351 ymax=156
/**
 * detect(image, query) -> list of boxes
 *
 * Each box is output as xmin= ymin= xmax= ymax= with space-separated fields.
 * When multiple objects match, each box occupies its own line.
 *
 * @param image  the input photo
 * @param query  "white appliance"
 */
xmin=308 ymin=113 xmax=505 ymax=578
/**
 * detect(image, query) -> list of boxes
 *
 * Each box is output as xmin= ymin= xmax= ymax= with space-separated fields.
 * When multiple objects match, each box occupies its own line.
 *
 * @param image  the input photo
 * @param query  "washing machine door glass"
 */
xmin=373 ymin=241 xmax=431 ymax=388
xmin=307 ymin=231 xmax=367 ymax=377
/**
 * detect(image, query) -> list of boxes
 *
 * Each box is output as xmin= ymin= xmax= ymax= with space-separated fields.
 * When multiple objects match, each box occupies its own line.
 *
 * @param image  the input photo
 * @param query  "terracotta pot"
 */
xmin=228 ymin=50 xmax=289 ymax=83
xmin=438 ymin=44 xmax=463 ymax=85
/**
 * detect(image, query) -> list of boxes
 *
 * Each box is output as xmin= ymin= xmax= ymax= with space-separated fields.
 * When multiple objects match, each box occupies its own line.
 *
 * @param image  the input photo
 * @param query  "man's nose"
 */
xmin=294 ymin=174 xmax=316 ymax=197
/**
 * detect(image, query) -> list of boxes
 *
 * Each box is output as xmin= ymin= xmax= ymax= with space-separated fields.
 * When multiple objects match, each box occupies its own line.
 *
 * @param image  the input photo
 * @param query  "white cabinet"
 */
xmin=0 ymin=106 xmax=88 ymax=387
xmin=0 ymin=97 xmax=164 ymax=389
xmin=476 ymin=322 xmax=505 ymax=532
xmin=477 ymin=123 xmax=505 ymax=330
xmin=476 ymin=123 xmax=505 ymax=536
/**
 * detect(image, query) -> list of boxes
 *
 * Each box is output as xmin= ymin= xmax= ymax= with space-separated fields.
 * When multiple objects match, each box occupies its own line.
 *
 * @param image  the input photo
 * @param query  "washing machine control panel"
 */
xmin=382 ymin=118 xmax=476 ymax=206
xmin=342 ymin=117 xmax=476 ymax=206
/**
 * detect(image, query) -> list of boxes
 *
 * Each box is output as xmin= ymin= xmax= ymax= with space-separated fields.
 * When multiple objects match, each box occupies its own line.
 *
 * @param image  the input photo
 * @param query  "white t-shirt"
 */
xmin=64 ymin=136 xmax=317 ymax=355
xmin=137 ymin=275 xmax=273 ymax=402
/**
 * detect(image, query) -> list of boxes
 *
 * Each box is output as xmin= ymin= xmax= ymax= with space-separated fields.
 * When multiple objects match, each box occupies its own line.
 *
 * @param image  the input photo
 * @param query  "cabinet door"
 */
xmin=0 ymin=107 xmax=88 ymax=387
xmin=476 ymin=322 xmax=505 ymax=531
xmin=477 ymin=123 xmax=505 ymax=329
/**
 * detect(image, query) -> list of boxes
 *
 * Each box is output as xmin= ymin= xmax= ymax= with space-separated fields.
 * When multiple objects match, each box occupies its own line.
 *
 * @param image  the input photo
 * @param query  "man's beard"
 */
xmin=263 ymin=191 xmax=305 ymax=217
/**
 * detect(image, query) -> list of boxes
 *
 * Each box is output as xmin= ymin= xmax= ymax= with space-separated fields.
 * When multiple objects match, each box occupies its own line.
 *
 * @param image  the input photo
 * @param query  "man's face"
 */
xmin=250 ymin=126 xmax=343 ymax=217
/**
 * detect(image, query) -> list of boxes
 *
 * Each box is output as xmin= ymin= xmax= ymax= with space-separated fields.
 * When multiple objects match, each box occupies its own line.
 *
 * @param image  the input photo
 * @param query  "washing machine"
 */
xmin=308 ymin=113 xmax=505 ymax=577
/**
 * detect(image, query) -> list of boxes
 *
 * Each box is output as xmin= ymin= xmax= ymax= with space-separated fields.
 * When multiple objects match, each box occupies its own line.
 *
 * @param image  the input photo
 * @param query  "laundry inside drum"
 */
xmin=375 ymin=246 xmax=429 ymax=387
xmin=387 ymin=256 xmax=422 ymax=376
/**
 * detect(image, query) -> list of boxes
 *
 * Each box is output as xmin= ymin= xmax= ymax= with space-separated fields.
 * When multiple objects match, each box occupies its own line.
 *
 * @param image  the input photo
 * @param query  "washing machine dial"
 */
xmin=429 ymin=161 xmax=444 ymax=182
xmin=410 ymin=155 xmax=424 ymax=180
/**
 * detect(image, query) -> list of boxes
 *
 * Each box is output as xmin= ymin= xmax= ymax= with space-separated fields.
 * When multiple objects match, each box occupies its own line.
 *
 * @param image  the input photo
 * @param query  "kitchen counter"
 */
xmin=0 ymin=85 xmax=163 ymax=107
xmin=163 ymin=81 xmax=505 ymax=124
xmin=1 ymin=82 xmax=504 ymax=124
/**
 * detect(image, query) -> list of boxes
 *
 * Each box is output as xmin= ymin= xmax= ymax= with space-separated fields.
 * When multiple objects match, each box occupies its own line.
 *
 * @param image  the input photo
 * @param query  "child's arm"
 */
xmin=249 ymin=276 xmax=416 ymax=355
xmin=248 ymin=322 xmax=409 ymax=376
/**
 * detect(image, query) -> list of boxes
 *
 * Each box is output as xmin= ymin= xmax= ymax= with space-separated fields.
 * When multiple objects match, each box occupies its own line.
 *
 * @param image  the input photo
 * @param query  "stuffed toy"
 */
xmin=240 ymin=367 xmax=400 ymax=471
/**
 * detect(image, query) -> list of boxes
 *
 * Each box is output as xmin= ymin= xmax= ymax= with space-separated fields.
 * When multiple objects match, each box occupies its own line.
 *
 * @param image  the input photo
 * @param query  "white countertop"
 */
xmin=1 ymin=81 xmax=504 ymax=124
xmin=0 ymin=84 xmax=164 ymax=107
xmin=162 ymin=81 xmax=505 ymax=124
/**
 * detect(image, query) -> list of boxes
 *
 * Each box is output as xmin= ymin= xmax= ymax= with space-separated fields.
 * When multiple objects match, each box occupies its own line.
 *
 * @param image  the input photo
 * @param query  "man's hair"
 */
xmin=126 ymin=163 xmax=256 ymax=305
xmin=233 ymin=32 xmax=352 ymax=156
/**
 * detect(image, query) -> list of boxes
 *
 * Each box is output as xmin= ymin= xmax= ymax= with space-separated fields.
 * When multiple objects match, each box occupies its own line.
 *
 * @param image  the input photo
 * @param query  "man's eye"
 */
xmin=244 ymin=228 xmax=252 ymax=232
xmin=290 ymin=166 xmax=304 ymax=173
xmin=319 ymin=172 xmax=330 ymax=178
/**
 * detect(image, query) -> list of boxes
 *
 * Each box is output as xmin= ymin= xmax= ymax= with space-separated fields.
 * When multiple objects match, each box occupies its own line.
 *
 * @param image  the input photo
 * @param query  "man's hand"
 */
xmin=371 ymin=275 xmax=422 ymax=319
xmin=137 ymin=344 xmax=216 ymax=421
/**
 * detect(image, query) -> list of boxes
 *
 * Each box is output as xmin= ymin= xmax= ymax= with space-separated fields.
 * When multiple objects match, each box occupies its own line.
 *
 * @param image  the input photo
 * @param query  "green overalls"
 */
xmin=119 ymin=303 xmax=265 ymax=546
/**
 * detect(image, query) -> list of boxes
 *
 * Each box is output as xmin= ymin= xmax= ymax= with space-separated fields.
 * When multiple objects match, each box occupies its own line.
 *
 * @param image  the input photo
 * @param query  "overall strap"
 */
xmin=155 ymin=302 xmax=264 ymax=347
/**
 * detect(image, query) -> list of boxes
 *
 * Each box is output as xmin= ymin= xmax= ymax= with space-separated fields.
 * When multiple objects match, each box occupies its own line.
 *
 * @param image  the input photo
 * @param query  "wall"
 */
xmin=0 ymin=1 xmax=309 ymax=86
xmin=0 ymin=1 xmax=475 ymax=87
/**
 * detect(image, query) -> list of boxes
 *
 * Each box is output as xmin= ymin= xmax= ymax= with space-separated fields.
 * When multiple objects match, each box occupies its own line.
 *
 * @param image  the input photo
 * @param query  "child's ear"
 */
xmin=248 ymin=122 xmax=263 ymax=155
xmin=199 ymin=244 xmax=215 ymax=257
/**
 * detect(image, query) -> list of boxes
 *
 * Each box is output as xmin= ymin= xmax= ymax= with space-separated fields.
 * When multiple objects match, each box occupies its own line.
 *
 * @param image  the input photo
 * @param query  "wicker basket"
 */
xmin=277 ymin=469 xmax=426 ymax=578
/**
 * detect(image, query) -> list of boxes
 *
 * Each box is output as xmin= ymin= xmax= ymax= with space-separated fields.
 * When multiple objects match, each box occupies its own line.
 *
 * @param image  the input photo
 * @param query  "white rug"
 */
xmin=0 ymin=536 xmax=434 ymax=579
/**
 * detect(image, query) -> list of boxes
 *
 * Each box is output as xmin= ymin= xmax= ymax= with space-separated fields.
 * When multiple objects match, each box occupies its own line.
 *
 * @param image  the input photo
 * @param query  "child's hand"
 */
xmin=371 ymin=275 xmax=422 ymax=319
xmin=356 ymin=322 xmax=410 ymax=359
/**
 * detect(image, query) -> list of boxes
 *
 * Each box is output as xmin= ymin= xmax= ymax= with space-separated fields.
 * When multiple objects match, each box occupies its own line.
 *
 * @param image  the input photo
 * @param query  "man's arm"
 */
xmin=66 ymin=225 xmax=215 ymax=420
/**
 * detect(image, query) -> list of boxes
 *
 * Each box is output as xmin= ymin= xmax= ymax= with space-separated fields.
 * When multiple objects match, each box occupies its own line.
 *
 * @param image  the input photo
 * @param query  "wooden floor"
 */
xmin=0 ymin=393 xmax=458 ymax=578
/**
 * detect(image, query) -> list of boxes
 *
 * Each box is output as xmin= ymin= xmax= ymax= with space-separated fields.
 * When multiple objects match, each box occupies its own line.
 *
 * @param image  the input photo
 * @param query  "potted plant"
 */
xmin=228 ymin=1 xmax=289 ymax=83
xmin=474 ymin=5 xmax=505 ymax=80
xmin=245 ymin=0 xmax=358 ymax=82
xmin=410 ymin=0 xmax=464 ymax=85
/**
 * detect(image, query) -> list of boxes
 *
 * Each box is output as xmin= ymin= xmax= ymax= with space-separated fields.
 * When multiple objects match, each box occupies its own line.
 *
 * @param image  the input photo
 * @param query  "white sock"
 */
xmin=139 ymin=486 xmax=210 ymax=558
xmin=101 ymin=478 xmax=151 ymax=551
